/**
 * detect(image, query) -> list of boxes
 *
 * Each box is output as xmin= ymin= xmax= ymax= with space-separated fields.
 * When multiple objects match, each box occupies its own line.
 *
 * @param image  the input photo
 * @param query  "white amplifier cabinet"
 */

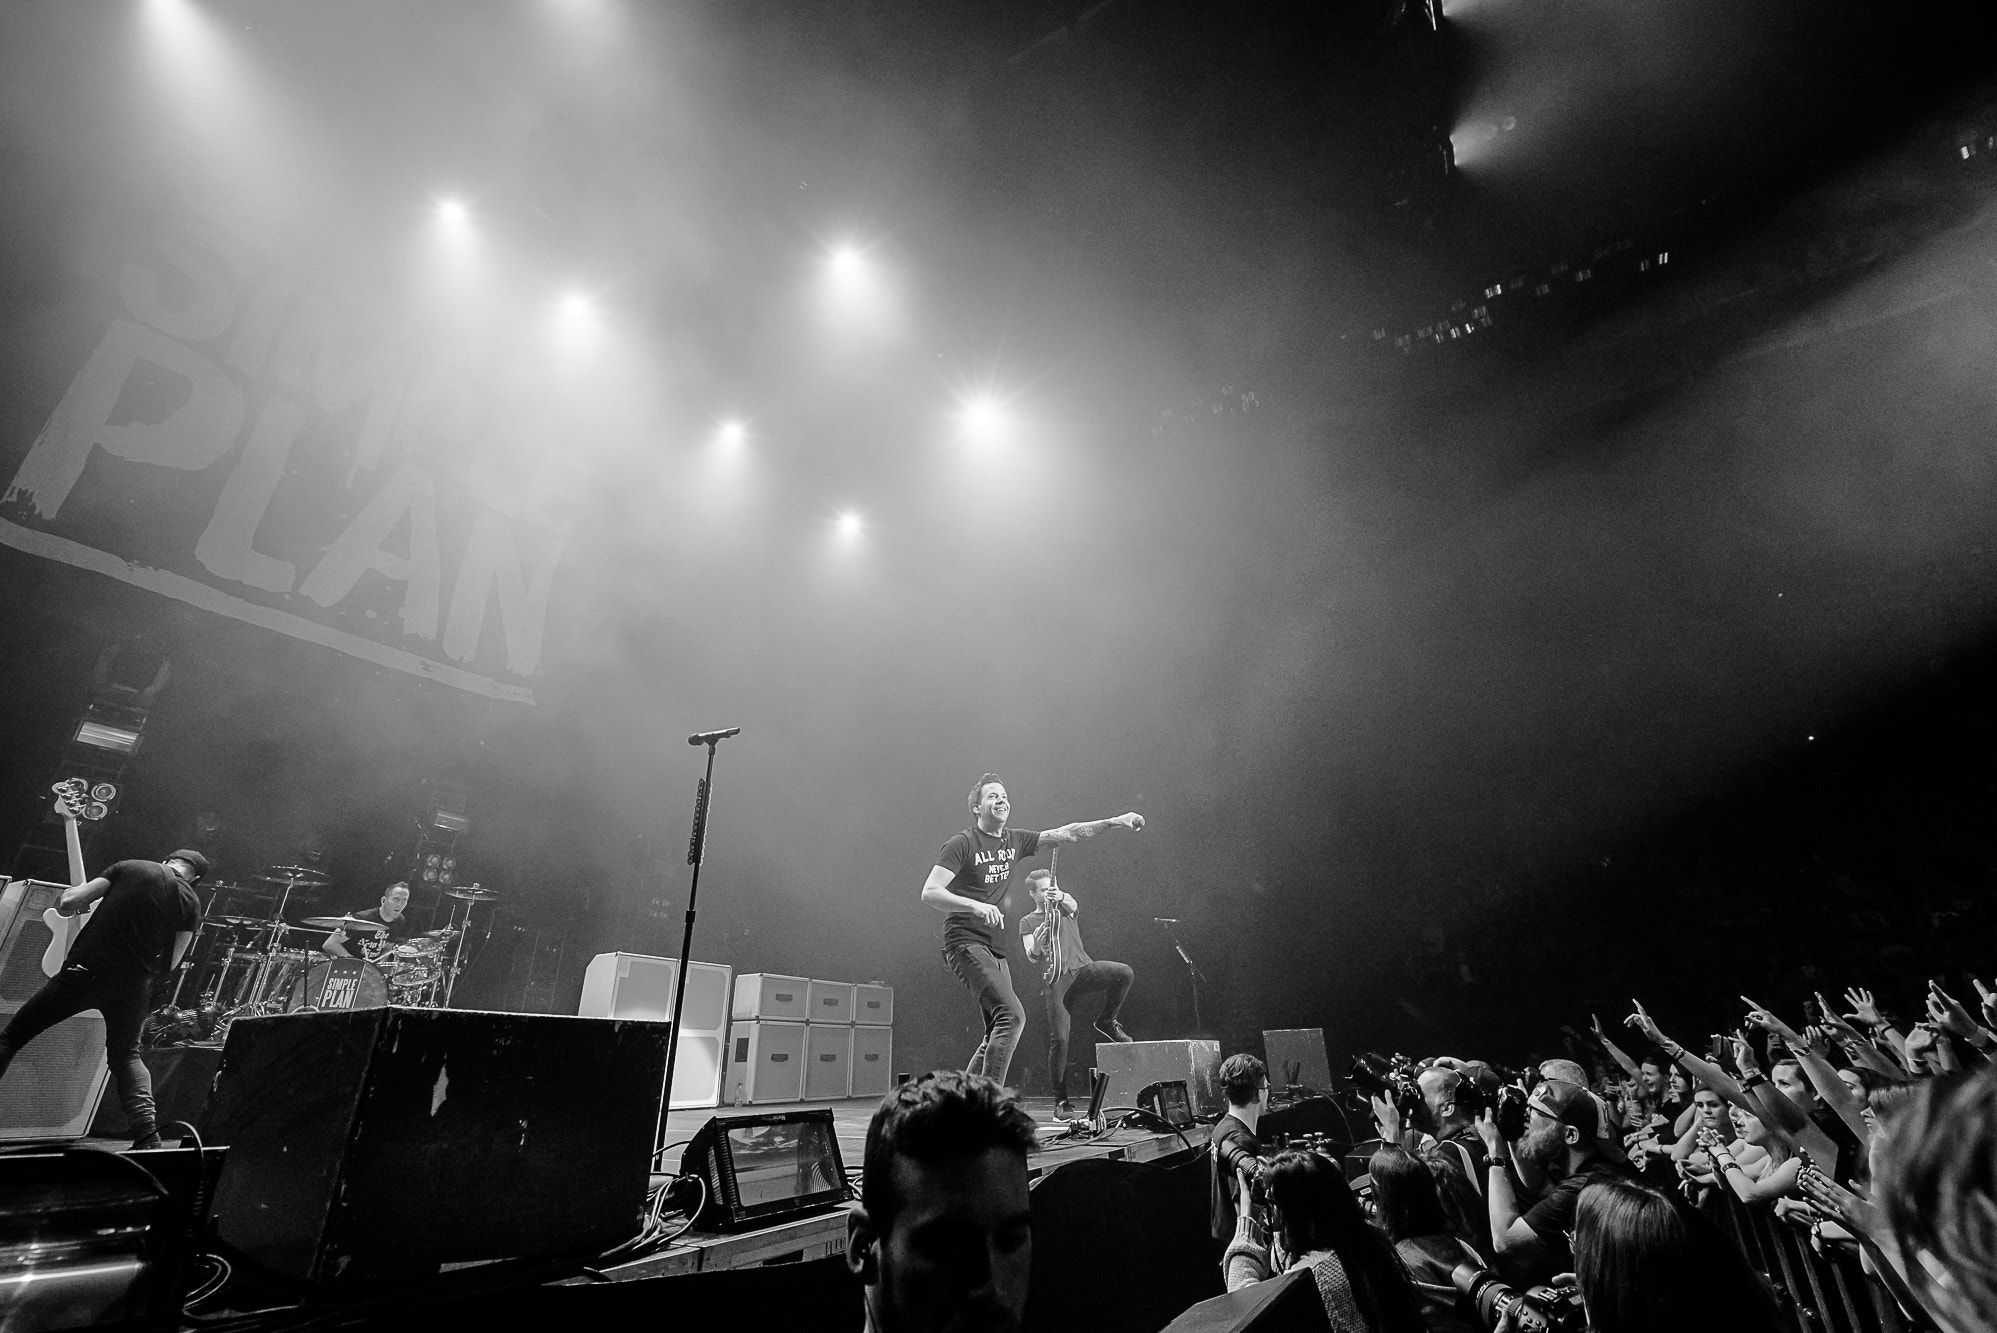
xmin=804 ymin=1025 xmax=852 ymax=1101
xmin=577 ymin=953 xmax=732 ymax=1109
xmin=725 ymin=1021 xmax=807 ymax=1105
xmin=850 ymin=1025 xmax=895 ymax=1100
xmin=807 ymin=980 xmax=855 ymax=1025
xmin=853 ymin=983 xmax=894 ymax=1026
xmin=0 ymin=879 xmax=111 ymax=1140
xmin=732 ymin=973 xmax=810 ymax=1023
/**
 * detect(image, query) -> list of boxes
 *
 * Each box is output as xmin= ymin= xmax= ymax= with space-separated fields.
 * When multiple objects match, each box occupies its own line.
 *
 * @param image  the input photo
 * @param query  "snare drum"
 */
xmin=287 ymin=957 xmax=389 ymax=1012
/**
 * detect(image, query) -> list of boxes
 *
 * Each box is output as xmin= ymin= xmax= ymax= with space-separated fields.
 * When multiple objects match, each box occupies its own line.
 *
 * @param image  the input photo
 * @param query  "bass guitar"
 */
xmin=39 ymin=779 xmax=94 ymax=976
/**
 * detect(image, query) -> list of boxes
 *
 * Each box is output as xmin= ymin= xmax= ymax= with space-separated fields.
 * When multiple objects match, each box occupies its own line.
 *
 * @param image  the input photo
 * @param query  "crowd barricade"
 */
xmin=1711 ymin=1187 xmax=1933 ymax=1333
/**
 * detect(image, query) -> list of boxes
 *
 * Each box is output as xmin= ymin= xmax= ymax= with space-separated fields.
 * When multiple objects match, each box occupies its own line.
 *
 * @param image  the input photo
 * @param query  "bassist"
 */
xmin=1019 ymin=865 xmax=1136 ymax=1120
xmin=0 ymin=814 xmax=205 ymax=1150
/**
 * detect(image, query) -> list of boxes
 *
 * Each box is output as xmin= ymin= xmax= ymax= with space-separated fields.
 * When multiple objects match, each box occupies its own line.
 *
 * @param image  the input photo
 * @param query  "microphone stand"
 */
xmin=661 ymin=730 xmax=736 ymax=1143
xmin=1154 ymin=919 xmax=1208 ymax=1037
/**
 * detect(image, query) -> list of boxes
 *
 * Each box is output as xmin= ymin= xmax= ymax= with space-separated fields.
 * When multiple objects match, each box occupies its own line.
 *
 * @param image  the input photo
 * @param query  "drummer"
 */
xmin=322 ymin=881 xmax=416 ymax=963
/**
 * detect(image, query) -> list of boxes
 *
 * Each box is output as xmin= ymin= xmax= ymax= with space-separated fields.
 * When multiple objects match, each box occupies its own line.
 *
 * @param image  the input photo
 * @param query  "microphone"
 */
xmin=687 ymin=727 xmax=742 ymax=746
xmin=1152 ymin=917 xmax=1181 ymax=925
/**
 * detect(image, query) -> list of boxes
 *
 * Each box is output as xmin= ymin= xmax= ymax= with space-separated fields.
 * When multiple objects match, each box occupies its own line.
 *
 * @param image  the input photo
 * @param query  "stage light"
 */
xmin=435 ymin=196 xmax=470 ymax=230
xmin=828 ymin=244 xmax=865 ymax=279
xmin=716 ymin=419 xmax=747 ymax=449
xmin=959 ymin=394 xmax=1005 ymax=435
xmin=75 ymin=720 xmax=143 ymax=754
xmin=836 ymin=511 xmax=864 ymax=537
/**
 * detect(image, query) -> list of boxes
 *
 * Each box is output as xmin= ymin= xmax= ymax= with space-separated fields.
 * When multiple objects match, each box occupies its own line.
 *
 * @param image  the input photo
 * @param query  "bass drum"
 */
xmin=287 ymin=957 xmax=389 ymax=1012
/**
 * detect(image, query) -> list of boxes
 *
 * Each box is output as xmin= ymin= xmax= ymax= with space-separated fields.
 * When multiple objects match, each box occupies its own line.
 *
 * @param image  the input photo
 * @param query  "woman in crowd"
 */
xmin=1223 ymin=1150 xmax=1428 ymax=1333
xmin=1572 ymin=1178 xmax=1788 ymax=1333
xmin=1366 ymin=1146 xmax=1482 ymax=1333
xmin=1697 ymin=1104 xmax=1798 ymax=1203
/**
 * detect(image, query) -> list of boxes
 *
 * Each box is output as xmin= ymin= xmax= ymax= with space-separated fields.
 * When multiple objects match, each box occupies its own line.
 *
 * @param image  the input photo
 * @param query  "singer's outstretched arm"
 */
xmin=1037 ymin=812 xmax=1144 ymax=846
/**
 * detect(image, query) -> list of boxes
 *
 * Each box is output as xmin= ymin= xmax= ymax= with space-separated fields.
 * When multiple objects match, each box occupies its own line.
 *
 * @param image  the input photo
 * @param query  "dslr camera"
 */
xmin=1451 ymin=1262 xmax=1587 ymax=1333
xmin=1348 ymin=1051 xmax=1426 ymax=1131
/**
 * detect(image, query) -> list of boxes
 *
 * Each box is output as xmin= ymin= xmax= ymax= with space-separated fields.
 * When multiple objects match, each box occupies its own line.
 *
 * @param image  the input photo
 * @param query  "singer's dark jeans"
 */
xmin=1044 ymin=960 xmax=1134 ymax=1102
xmin=944 ymin=944 xmax=1025 ymax=1086
xmin=0 ymin=963 xmax=157 ymax=1140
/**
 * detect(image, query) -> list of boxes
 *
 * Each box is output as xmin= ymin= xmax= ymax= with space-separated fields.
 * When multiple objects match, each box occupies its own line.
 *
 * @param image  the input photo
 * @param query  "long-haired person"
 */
xmin=1367 ymin=1146 xmax=1482 ymax=1333
xmin=1572 ymin=1178 xmax=1786 ymax=1333
xmin=1223 ymin=1150 xmax=1427 ymax=1333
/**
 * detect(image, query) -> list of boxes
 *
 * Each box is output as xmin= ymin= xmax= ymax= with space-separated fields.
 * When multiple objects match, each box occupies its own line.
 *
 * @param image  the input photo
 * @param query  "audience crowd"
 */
xmin=848 ymin=973 xmax=1997 ymax=1333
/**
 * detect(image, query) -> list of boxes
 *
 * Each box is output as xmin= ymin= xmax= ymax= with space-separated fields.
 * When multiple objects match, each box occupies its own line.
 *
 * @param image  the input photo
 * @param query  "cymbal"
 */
xmin=421 ymin=927 xmax=462 ymax=939
xmin=258 ymin=865 xmax=331 ymax=885
xmin=445 ymin=886 xmax=499 ymax=902
xmin=210 ymin=914 xmax=272 ymax=928
xmin=300 ymin=914 xmax=386 ymax=932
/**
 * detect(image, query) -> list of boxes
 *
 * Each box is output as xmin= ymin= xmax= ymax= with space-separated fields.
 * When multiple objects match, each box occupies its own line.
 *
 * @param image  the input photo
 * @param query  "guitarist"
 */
xmin=1018 ymin=866 xmax=1135 ymax=1120
xmin=0 ymin=847 xmax=206 ymax=1150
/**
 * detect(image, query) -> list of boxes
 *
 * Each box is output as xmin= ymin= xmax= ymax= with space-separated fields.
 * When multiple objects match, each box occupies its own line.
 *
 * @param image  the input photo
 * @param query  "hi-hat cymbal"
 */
xmin=444 ymin=886 xmax=499 ymax=902
xmin=258 ymin=865 xmax=331 ymax=885
xmin=300 ymin=914 xmax=386 ymax=932
xmin=210 ymin=914 xmax=272 ymax=928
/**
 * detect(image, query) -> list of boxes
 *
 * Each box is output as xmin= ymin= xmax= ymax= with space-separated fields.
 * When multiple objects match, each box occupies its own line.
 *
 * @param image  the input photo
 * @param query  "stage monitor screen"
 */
xmin=684 ymin=1108 xmax=849 ymax=1231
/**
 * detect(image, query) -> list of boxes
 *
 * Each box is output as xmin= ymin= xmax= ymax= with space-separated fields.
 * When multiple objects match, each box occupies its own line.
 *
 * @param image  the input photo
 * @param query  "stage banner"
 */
xmin=2 ymin=205 xmax=572 ymax=704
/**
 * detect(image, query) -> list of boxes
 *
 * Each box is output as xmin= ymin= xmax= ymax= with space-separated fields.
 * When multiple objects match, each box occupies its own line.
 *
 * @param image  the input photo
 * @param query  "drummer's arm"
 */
xmin=323 ymin=928 xmax=351 ymax=959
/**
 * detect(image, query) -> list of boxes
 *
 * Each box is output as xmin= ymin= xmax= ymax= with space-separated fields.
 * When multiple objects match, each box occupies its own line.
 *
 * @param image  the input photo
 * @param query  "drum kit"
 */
xmin=161 ymin=865 xmax=502 ymax=1043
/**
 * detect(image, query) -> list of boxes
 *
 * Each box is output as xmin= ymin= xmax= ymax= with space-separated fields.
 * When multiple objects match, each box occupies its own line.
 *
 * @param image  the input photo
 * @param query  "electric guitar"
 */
xmin=1032 ymin=848 xmax=1068 ymax=986
xmin=39 ymin=779 xmax=93 ymax=976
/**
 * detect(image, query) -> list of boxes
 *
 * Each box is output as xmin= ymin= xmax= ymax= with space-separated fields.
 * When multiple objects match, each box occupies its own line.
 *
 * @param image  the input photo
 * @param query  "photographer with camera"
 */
xmin=1209 ymin=1053 xmax=1270 ymax=1242
xmin=1475 ymin=1078 xmax=1633 ymax=1285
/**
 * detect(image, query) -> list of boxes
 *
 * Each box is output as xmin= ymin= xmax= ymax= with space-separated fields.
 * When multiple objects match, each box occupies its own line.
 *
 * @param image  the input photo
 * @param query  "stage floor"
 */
xmin=590 ymin=1094 xmax=1199 ymax=1283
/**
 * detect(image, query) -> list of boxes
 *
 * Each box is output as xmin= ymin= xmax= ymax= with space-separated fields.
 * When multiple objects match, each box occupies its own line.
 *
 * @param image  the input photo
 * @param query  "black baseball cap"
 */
xmin=166 ymin=849 xmax=211 ymax=879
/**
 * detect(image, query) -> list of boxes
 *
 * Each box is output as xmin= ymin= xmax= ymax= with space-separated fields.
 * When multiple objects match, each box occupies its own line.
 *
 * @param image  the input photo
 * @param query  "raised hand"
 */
xmin=1473 ymin=1107 xmax=1504 ymax=1155
xmin=1625 ymin=999 xmax=1666 ymax=1045
xmin=1843 ymin=987 xmax=1883 ymax=1028
xmin=1742 ymin=996 xmax=1802 ymax=1043
xmin=1118 ymin=812 xmax=1146 ymax=831
xmin=1730 ymin=1031 xmax=1762 ymax=1077
xmin=1815 ymin=994 xmax=1867 ymax=1043
xmin=1975 ymin=978 xmax=1997 ymax=1030
xmin=1926 ymin=982 xmax=1981 ymax=1040
xmin=1370 ymin=1093 xmax=1402 ymax=1144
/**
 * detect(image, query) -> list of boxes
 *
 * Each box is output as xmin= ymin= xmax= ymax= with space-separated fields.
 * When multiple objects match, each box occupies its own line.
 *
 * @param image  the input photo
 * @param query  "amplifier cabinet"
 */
xmin=578 ymin=953 xmax=732 ymax=1109
xmin=804 ymin=1025 xmax=851 ymax=1101
xmin=853 ymin=983 xmax=895 ymax=1026
xmin=725 ymin=1020 xmax=807 ymax=1104
xmin=850 ymin=1025 xmax=894 ymax=1100
xmin=0 ymin=879 xmax=110 ymax=1140
xmin=732 ymin=973 xmax=810 ymax=1022
xmin=807 ymin=979 xmax=855 ymax=1025
xmin=201 ymin=1008 xmax=669 ymax=1288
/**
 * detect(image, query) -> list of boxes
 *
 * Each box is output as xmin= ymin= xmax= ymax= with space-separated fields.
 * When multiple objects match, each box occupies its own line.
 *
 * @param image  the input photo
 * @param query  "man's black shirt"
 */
xmin=67 ymin=861 xmax=200 ymax=978
xmin=1209 ymin=1112 xmax=1263 ymax=1240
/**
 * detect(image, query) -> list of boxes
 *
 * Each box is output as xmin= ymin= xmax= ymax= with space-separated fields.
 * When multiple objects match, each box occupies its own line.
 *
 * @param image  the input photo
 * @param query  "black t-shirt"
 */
xmin=343 ymin=907 xmax=416 ymax=964
xmin=1519 ymin=1157 xmax=1633 ymax=1282
xmin=67 ymin=860 xmax=201 ymax=978
xmin=936 ymin=826 xmax=1040 ymax=956
xmin=1209 ymin=1112 xmax=1264 ymax=1240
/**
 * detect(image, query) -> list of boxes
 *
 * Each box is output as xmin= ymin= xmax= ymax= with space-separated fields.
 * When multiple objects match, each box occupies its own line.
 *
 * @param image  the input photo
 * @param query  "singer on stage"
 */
xmin=1020 ymin=867 xmax=1135 ymax=1119
xmin=921 ymin=773 xmax=1144 ymax=1087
